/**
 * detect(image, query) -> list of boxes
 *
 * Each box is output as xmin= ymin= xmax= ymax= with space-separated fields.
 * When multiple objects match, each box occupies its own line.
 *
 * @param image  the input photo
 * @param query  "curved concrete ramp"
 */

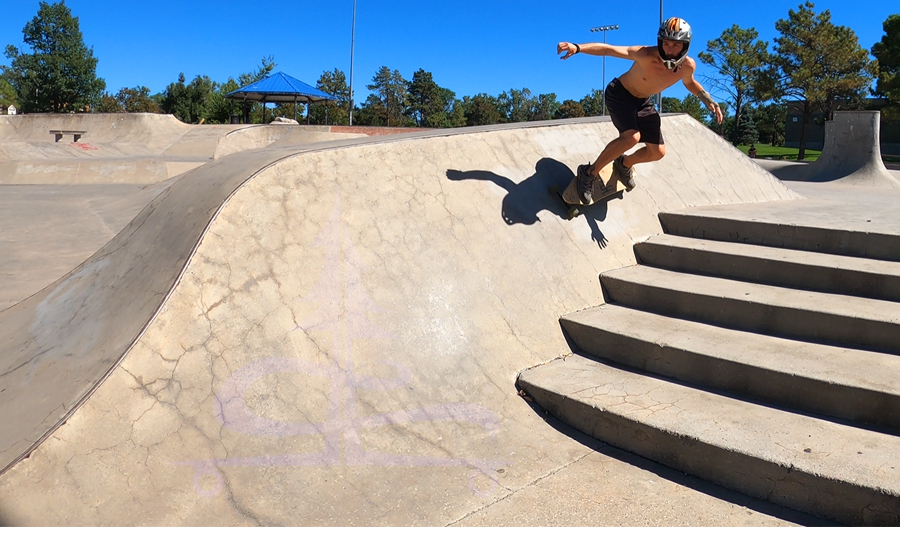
xmin=766 ymin=111 xmax=900 ymax=188
xmin=0 ymin=113 xmax=225 ymax=185
xmin=0 ymin=113 xmax=366 ymax=185
xmin=0 ymin=113 xmax=193 ymax=145
xmin=0 ymin=116 xmax=798 ymax=525
xmin=213 ymin=124 xmax=367 ymax=159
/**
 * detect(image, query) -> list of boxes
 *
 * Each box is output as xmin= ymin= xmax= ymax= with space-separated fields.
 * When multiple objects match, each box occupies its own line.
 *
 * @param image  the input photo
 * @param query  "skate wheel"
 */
xmin=567 ymin=208 xmax=579 ymax=220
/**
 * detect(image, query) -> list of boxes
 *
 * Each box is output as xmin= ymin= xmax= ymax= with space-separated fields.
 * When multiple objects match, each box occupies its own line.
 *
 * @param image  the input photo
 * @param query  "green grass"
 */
xmin=737 ymin=144 xmax=822 ymax=162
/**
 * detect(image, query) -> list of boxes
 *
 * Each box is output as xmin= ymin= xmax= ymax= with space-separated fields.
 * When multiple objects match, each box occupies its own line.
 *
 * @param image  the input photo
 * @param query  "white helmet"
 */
xmin=657 ymin=17 xmax=692 ymax=70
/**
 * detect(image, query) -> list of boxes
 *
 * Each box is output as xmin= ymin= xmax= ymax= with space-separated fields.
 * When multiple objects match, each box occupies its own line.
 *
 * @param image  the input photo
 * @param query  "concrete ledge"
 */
xmin=517 ymin=355 xmax=900 ymax=525
xmin=635 ymin=234 xmax=900 ymax=302
xmin=561 ymin=304 xmax=900 ymax=430
xmin=601 ymin=265 xmax=900 ymax=355
xmin=659 ymin=203 xmax=900 ymax=262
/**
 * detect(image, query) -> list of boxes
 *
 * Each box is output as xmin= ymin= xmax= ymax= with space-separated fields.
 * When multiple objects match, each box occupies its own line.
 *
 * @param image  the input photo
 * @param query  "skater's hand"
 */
xmin=708 ymin=101 xmax=724 ymax=124
xmin=558 ymin=42 xmax=579 ymax=60
xmin=697 ymin=90 xmax=724 ymax=124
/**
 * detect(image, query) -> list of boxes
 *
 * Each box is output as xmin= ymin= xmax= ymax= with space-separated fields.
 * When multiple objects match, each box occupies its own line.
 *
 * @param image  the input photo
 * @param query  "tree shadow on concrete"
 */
xmin=446 ymin=157 xmax=617 ymax=248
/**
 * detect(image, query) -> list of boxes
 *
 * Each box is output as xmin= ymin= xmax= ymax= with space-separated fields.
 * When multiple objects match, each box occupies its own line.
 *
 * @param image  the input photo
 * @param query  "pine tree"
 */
xmin=738 ymin=116 xmax=759 ymax=145
xmin=873 ymin=14 xmax=900 ymax=119
xmin=309 ymin=68 xmax=350 ymax=126
xmin=772 ymin=2 xmax=877 ymax=159
xmin=406 ymin=69 xmax=457 ymax=128
xmin=366 ymin=67 xmax=409 ymax=127
xmin=698 ymin=25 xmax=773 ymax=144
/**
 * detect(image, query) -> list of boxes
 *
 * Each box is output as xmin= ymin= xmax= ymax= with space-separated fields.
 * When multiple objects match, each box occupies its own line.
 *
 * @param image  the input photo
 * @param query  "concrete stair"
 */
xmin=635 ymin=234 xmax=900 ymax=303
xmin=518 ymin=208 xmax=900 ymax=525
xmin=658 ymin=209 xmax=900 ymax=262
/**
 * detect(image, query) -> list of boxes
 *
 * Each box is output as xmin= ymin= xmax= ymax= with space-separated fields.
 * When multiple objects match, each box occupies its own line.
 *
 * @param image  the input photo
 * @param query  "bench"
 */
xmin=49 ymin=130 xmax=87 ymax=142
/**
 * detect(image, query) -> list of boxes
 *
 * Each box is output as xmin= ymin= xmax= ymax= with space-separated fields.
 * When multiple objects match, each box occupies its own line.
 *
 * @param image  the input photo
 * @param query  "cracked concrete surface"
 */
xmin=0 ymin=115 xmax=800 ymax=525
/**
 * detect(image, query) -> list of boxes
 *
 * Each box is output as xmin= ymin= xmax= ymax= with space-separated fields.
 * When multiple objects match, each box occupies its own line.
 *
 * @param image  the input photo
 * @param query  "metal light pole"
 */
xmin=590 ymin=24 xmax=619 ymax=116
xmin=657 ymin=0 xmax=663 ymax=113
xmin=349 ymin=0 xmax=357 ymax=126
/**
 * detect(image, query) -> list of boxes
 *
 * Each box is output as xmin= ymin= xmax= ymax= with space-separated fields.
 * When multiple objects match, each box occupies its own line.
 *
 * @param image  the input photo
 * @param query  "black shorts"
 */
xmin=604 ymin=78 xmax=664 ymax=145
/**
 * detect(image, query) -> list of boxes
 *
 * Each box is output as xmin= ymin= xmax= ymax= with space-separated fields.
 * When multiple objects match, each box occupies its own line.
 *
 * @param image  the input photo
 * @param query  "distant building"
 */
xmin=7 ymin=105 xmax=16 ymax=115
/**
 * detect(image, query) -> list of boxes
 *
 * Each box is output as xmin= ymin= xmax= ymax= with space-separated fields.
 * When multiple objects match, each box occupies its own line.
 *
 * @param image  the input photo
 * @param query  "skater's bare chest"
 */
xmin=620 ymin=58 xmax=683 ymax=97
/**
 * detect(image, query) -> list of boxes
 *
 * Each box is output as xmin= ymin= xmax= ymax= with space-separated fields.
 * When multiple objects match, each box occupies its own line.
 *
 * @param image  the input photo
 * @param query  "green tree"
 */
xmin=698 ymin=25 xmax=773 ymax=144
xmin=446 ymin=100 xmax=468 ymax=127
xmin=873 ymin=14 xmax=900 ymax=119
xmin=661 ymin=95 xmax=707 ymax=123
xmin=160 ymin=74 xmax=217 ymax=123
xmin=532 ymin=93 xmax=560 ymax=121
xmin=365 ymin=66 xmax=409 ymax=126
xmin=705 ymin=102 xmax=732 ymax=137
xmin=737 ymin=116 xmax=759 ymax=145
xmin=459 ymin=93 xmax=503 ymax=126
xmin=0 ymin=67 xmax=18 ymax=109
xmin=238 ymin=55 xmax=276 ymax=87
xmin=555 ymin=99 xmax=586 ymax=119
xmin=309 ymin=68 xmax=350 ymax=125
xmin=233 ymin=56 xmax=277 ymax=124
xmin=679 ymin=95 xmax=707 ymax=122
xmin=207 ymin=77 xmax=238 ymax=124
xmin=354 ymin=99 xmax=388 ymax=126
xmin=186 ymin=75 xmax=216 ymax=122
xmin=117 ymin=86 xmax=159 ymax=113
xmin=496 ymin=89 xmax=560 ymax=121
xmin=406 ymin=69 xmax=458 ymax=128
xmin=579 ymin=89 xmax=605 ymax=116
xmin=4 ymin=1 xmax=105 ymax=113
xmin=497 ymin=88 xmax=542 ymax=122
xmin=748 ymin=103 xmax=787 ymax=146
xmin=160 ymin=73 xmax=189 ymax=120
xmin=96 ymin=87 xmax=158 ymax=113
xmin=661 ymin=96 xmax=683 ymax=112
xmin=96 ymin=92 xmax=120 ymax=113
xmin=773 ymin=2 xmax=878 ymax=159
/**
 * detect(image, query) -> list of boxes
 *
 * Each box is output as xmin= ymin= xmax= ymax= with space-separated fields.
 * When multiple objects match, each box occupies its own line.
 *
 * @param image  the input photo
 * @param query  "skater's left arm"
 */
xmin=681 ymin=59 xmax=723 ymax=124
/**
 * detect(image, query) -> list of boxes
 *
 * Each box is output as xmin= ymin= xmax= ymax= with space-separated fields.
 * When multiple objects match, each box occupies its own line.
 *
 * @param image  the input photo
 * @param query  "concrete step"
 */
xmin=659 ymin=207 xmax=900 ymax=262
xmin=601 ymin=265 xmax=900 ymax=356
xmin=516 ymin=354 xmax=900 ymax=525
xmin=561 ymin=304 xmax=900 ymax=431
xmin=635 ymin=234 xmax=900 ymax=303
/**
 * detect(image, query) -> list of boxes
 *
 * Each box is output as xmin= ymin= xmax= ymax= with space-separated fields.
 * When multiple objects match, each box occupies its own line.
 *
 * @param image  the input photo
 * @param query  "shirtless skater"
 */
xmin=558 ymin=17 xmax=724 ymax=204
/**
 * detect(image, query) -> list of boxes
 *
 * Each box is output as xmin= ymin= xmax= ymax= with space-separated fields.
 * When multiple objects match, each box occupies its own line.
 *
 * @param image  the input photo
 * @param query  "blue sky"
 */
xmin=2 ymin=0 xmax=897 ymax=105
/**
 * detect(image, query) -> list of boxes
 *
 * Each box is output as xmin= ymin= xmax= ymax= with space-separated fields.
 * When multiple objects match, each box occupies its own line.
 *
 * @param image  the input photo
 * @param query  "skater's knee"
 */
xmin=648 ymin=144 xmax=666 ymax=161
xmin=619 ymin=130 xmax=641 ymax=146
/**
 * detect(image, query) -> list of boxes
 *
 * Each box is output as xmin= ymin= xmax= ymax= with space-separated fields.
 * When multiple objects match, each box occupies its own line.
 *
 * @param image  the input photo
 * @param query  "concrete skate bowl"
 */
xmin=763 ymin=111 xmax=900 ymax=189
xmin=0 ymin=115 xmax=798 ymax=525
xmin=0 ymin=113 xmax=365 ymax=185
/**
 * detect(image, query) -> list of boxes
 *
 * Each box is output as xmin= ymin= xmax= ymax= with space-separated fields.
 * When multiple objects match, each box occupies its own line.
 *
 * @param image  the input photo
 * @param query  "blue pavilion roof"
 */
xmin=225 ymin=72 xmax=337 ymax=103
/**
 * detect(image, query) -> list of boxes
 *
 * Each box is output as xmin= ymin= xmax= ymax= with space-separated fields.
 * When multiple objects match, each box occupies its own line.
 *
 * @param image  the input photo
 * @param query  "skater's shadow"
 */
xmin=446 ymin=157 xmax=614 ymax=247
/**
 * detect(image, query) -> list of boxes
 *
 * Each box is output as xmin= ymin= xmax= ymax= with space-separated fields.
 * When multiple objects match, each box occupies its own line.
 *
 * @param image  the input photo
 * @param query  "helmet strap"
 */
xmin=658 ymin=40 xmax=687 ymax=71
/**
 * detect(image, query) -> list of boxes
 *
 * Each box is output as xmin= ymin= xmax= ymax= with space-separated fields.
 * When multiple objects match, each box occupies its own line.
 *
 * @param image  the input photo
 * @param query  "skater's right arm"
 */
xmin=558 ymin=42 xmax=642 ymax=60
